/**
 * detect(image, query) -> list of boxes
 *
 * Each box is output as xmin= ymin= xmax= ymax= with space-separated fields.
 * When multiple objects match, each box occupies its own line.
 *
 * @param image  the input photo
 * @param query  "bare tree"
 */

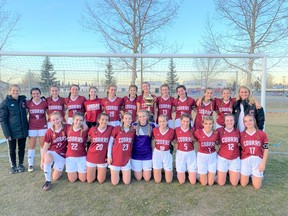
xmin=81 ymin=0 xmax=181 ymax=84
xmin=202 ymin=0 xmax=288 ymax=87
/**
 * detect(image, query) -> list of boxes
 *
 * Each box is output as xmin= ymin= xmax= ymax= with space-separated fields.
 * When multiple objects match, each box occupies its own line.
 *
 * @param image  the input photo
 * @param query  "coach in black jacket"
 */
xmin=0 ymin=84 xmax=29 ymax=173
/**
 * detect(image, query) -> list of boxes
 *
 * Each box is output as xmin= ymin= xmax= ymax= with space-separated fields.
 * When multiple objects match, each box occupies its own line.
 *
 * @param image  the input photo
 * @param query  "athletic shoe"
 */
xmin=10 ymin=166 xmax=18 ymax=174
xmin=18 ymin=164 xmax=26 ymax=173
xmin=42 ymin=181 xmax=51 ymax=191
xmin=28 ymin=165 xmax=34 ymax=172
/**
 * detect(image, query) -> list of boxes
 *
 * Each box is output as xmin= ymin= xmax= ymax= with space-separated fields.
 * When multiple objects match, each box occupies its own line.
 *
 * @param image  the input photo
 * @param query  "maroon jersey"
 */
xmin=26 ymin=99 xmax=48 ymax=130
xmin=194 ymin=99 xmax=215 ymax=130
xmin=84 ymin=98 xmax=102 ymax=122
xmin=156 ymin=96 xmax=174 ymax=120
xmin=175 ymin=127 xmax=195 ymax=152
xmin=194 ymin=129 xmax=219 ymax=154
xmin=152 ymin=127 xmax=175 ymax=151
xmin=111 ymin=126 xmax=135 ymax=166
xmin=217 ymin=127 xmax=240 ymax=160
xmin=136 ymin=94 xmax=157 ymax=114
xmin=123 ymin=96 xmax=137 ymax=122
xmin=44 ymin=125 xmax=68 ymax=158
xmin=173 ymin=97 xmax=195 ymax=119
xmin=46 ymin=97 xmax=66 ymax=120
xmin=66 ymin=126 xmax=87 ymax=157
xmin=215 ymin=98 xmax=236 ymax=127
xmin=240 ymin=130 xmax=268 ymax=160
xmin=101 ymin=97 xmax=123 ymax=121
xmin=65 ymin=95 xmax=86 ymax=118
xmin=87 ymin=125 xmax=113 ymax=164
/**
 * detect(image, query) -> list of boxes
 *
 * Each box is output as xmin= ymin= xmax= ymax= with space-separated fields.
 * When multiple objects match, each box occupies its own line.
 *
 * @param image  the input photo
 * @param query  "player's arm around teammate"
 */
xmin=175 ymin=114 xmax=197 ymax=184
xmin=240 ymin=114 xmax=269 ymax=190
xmin=86 ymin=113 xmax=113 ymax=184
xmin=107 ymin=112 xmax=135 ymax=185
xmin=152 ymin=115 xmax=175 ymax=183
xmin=216 ymin=114 xmax=240 ymax=186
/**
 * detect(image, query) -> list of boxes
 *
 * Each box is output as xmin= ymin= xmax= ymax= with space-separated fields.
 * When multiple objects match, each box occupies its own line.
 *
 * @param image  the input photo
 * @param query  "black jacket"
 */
xmin=233 ymin=99 xmax=265 ymax=130
xmin=0 ymin=95 xmax=29 ymax=139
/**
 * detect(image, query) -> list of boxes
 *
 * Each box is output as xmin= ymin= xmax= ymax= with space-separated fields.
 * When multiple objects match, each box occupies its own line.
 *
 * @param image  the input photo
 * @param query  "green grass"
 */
xmin=0 ymin=113 xmax=287 ymax=216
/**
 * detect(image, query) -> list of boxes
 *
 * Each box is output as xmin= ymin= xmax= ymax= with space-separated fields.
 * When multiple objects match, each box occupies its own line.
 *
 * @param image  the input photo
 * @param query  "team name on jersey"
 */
xmin=199 ymin=109 xmax=213 ymax=115
xmin=119 ymin=137 xmax=132 ymax=143
xmin=201 ymin=141 xmax=215 ymax=147
xmin=30 ymin=109 xmax=45 ymax=114
xmin=243 ymin=140 xmax=261 ymax=146
xmin=125 ymin=104 xmax=136 ymax=110
xmin=49 ymin=105 xmax=63 ymax=110
xmin=222 ymin=137 xmax=239 ymax=143
xmin=53 ymin=136 xmax=66 ymax=144
xmin=87 ymin=104 xmax=100 ymax=110
xmin=155 ymin=139 xmax=170 ymax=145
xmin=159 ymin=104 xmax=171 ymax=109
xmin=221 ymin=107 xmax=231 ymax=112
xmin=178 ymin=137 xmax=192 ymax=142
xmin=68 ymin=104 xmax=82 ymax=109
xmin=92 ymin=137 xmax=109 ymax=143
xmin=106 ymin=105 xmax=119 ymax=111
xmin=67 ymin=136 xmax=83 ymax=142
xmin=177 ymin=106 xmax=189 ymax=111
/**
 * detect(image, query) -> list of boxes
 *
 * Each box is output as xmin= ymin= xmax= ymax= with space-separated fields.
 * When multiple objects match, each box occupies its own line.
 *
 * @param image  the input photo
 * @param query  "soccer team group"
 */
xmin=0 ymin=82 xmax=268 ymax=191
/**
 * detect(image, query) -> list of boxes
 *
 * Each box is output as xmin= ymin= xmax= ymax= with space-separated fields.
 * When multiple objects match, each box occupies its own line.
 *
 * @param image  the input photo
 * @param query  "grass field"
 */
xmin=0 ymin=113 xmax=287 ymax=216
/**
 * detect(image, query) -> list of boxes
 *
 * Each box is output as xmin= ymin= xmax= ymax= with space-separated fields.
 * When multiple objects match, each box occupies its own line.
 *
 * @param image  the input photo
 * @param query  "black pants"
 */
xmin=8 ymin=138 xmax=26 ymax=166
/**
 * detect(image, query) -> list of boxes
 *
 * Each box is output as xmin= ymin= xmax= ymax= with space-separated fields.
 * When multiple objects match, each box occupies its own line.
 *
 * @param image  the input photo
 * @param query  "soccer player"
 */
xmin=26 ymin=87 xmax=48 ymax=172
xmin=194 ymin=116 xmax=219 ymax=186
xmin=175 ymin=114 xmax=197 ymax=184
xmin=66 ymin=112 xmax=88 ymax=183
xmin=107 ymin=112 xmax=135 ymax=185
xmin=240 ymin=114 xmax=269 ymax=190
xmin=152 ymin=114 xmax=175 ymax=183
xmin=41 ymin=112 xmax=67 ymax=191
xmin=101 ymin=84 xmax=123 ymax=127
xmin=216 ymin=114 xmax=240 ymax=186
xmin=86 ymin=113 xmax=113 ymax=184
xmin=123 ymin=85 xmax=138 ymax=123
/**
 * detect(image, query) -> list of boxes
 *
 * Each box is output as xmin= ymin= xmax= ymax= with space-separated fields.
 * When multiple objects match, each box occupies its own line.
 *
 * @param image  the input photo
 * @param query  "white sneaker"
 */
xmin=28 ymin=165 xmax=34 ymax=172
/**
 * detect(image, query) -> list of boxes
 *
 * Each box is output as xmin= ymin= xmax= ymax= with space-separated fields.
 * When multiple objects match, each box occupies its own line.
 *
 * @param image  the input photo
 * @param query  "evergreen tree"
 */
xmin=104 ymin=58 xmax=116 ymax=88
xmin=166 ymin=58 xmax=179 ymax=95
xmin=39 ymin=56 xmax=59 ymax=93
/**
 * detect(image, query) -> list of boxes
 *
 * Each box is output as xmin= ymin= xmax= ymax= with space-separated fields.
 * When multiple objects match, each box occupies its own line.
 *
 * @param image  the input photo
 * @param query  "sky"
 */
xmin=5 ymin=0 xmax=215 ymax=53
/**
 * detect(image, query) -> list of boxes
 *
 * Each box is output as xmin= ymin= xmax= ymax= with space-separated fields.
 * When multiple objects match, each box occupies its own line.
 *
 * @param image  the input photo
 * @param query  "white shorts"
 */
xmin=168 ymin=119 xmax=174 ymax=129
xmin=109 ymin=160 xmax=131 ymax=171
xmin=217 ymin=155 xmax=240 ymax=173
xmin=47 ymin=122 xmax=53 ymax=129
xmin=29 ymin=129 xmax=47 ymax=137
xmin=108 ymin=121 xmax=121 ymax=127
xmin=176 ymin=150 xmax=197 ymax=173
xmin=46 ymin=150 xmax=65 ymax=172
xmin=67 ymin=117 xmax=73 ymax=125
xmin=197 ymin=152 xmax=217 ymax=174
xmin=66 ymin=156 xmax=87 ymax=173
xmin=174 ymin=119 xmax=193 ymax=128
xmin=131 ymin=159 xmax=152 ymax=172
xmin=86 ymin=161 xmax=108 ymax=168
xmin=152 ymin=148 xmax=173 ymax=171
xmin=241 ymin=156 xmax=263 ymax=178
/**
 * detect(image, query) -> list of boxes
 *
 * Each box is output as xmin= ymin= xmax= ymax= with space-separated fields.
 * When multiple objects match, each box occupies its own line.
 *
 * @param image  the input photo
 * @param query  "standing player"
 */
xmin=156 ymin=84 xmax=175 ymax=128
xmin=240 ymin=114 xmax=269 ymax=190
xmin=173 ymin=85 xmax=195 ymax=128
xmin=66 ymin=112 xmax=88 ymax=182
xmin=194 ymin=87 xmax=215 ymax=130
xmin=26 ymin=87 xmax=48 ymax=172
xmin=123 ymin=85 xmax=138 ymax=123
xmin=41 ymin=112 xmax=67 ymax=191
xmin=175 ymin=114 xmax=197 ymax=184
xmin=131 ymin=110 xmax=154 ymax=181
xmin=152 ymin=115 xmax=175 ymax=183
xmin=107 ymin=112 xmax=135 ymax=185
xmin=101 ymin=84 xmax=123 ymax=127
xmin=46 ymin=85 xmax=66 ymax=128
xmin=86 ymin=113 xmax=113 ymax=184
xmin=194 ymin=116 xmax=219 ymax=186
xmin=216 ymin=114 xmax=240 ymax=186
xmin=65 ymin=84 xmax=86 ymax=125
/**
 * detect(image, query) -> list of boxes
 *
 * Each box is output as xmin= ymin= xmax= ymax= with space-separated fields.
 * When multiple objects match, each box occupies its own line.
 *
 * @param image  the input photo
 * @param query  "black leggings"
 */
xmin=8 ymin=138 xmax=26 ymax=166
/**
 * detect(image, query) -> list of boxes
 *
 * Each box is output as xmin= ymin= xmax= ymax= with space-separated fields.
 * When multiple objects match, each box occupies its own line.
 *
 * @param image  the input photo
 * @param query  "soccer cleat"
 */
xmin=28 ymin=165 xmax=34 ymax=172
xmin=42 ymin=181 xmax=51 ymax=191
xmin=18 ymin=164 xmax=26 ymax=173
xmin=10 ymin=166 xmax=18 ymax=174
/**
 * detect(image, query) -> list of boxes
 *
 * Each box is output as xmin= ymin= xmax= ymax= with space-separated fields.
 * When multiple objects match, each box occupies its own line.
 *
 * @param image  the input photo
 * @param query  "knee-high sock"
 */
xmin=28 ymin=149 xmax=35 ymax=166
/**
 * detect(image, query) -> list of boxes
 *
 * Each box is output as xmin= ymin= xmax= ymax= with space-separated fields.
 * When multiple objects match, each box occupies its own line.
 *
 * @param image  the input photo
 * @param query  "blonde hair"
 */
xmin=49 ymin=111 xmax=65 ymax=139
xmin=243 ymin=114 xmax=258 ymax=130
xmin=237 ymin=86 xmax=255 ymax=105
xmin=136 ymin=109 xmax=151 ymax=136
xmin=69 ymin=112 xmax=85 ymax=137
xmin=9 ymin=84 xmax=21 ymax=92
xmin=202 ymin=116 xmax=214 ymax=125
